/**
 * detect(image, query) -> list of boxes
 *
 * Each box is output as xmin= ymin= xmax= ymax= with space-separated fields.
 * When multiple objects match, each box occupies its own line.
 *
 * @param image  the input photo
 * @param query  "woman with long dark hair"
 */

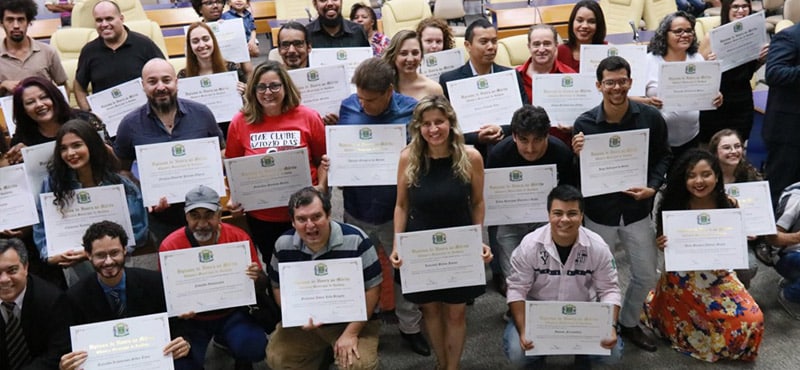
xmin=557 ymin=0 xmax=607 ymax=72
xmin=382 ymin=30 xmax=443 ymax=100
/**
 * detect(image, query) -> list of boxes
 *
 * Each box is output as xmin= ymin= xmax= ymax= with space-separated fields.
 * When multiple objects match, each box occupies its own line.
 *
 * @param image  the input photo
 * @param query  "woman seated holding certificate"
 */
xmin=33 ymin=119 xmax=148 ymax=287
xmin=390 ymin=95 xmax=492 ymax=370
xmin=178 ymin=22 xmax=248 ymax=138
xmin=645 ymin=149 xmax=763 ymax=362
xmin=226 ymin=61 xmax=328 ymax=267
xmin=382 ymin=30 xmax=443 ymax=101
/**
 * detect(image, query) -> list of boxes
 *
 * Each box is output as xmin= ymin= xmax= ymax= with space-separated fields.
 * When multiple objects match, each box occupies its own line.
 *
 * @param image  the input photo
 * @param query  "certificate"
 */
xmin=70 ymin=313 xmax=174 ymax=370
xmin=326 ymin=124 xmax=406 ymax=186
xmin=224 ymin=148 xmax=312 ymax=211
xmin=662 ymin=209 xmax=748 ymax=271
xmin=446 ymin=70 xmax=523 ymax=133
xmin=87 ymin=78 xmax=147 ymax=137
xmin=0 ymin=165 xmax=39 ymax=230
xmin=1 ymin=86 xmax=67 ymax=136
xmin=419 ymin=48 xmax=465 ymax=82
xmin=41 ymin=184 xmax=135 ymax=257
xmin=710 ymin=12 xmax=767 ymax=72
xmin=187 ymin=18 xmax=249 ymax=63
xmin=278 ymin=257 xmax=367 ymax=327
xmin=21 ymin=141 xmax=55 ymax=198
xmin=135 ymin=137 xmax=225 ymax=206
xmin=532 ymin=74 xmax=601 ymax=126
xmin=177 ymin=71 xmax=242 ymax=123
xmin=396 ymin=225 xmax=485 ymax=294
xmin=525 ymin=301 xmax=614 ymax=356
xmin=309 ymin=47 xmax=373 ymax=93
xmin=159 ymin=241 xmax=256 ymax=316
xmin=725 ymin=181 xmax=776 ymax=236
xmin=288 ymin=64 xmax=351 ymax=116
xmin=657 ymin=61 xmax=721 ymax=111
xmin=579 ymin=129 xmax=648 ymax=197
xmin=484 ymin=165 xmax=557 ymax=226
xmin=579 ymin=45 xmax=647 ymax=96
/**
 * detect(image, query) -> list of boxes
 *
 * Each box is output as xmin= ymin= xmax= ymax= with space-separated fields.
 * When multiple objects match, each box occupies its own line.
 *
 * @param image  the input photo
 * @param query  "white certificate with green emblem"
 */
xmin=397 ymin=225 xmax=485 ymax=294
xmin=657 ymin=61 xmax=721 ymax=111
xmin=185 ymin=18 xmax=249 ymax=63
xmin=446 ymin=70 xmax=523 ymax=133
xmin=288 ymin=64 xmax=351 ymax=116
xmin=710 ymin=12 xmax=767 ymax=72
xmin=278 ymin=257 xmax=367 ymax=328
xmin=579 ymin=129 xmax=649 ymax=197
xmin=70 ymin=313 xmax=174 ymax=370
xmin=159 ymin=241 xmax=256 ymax=316
xmin=525 ymin=301 xmax=614 ymax=356
xmin=532 ymin=74 xmax=601 ymax=127
xmin=419 ymin=48 xmax=465 ymax=82
xmin=40 ymin=184 xmax=135 ymax=257
xmin=579 ymin=44 xmax=647 ymax=96
xmin=135 ymin=137 xmax=225 ymax=207
xmin=484 ymin=165 xmax=557 ymax=226
xmin=326 ymin=124 xmax=406 ymax=186
xmin=662 ymin=209 xmax=748 ymax=271
xmin=0 ymin=165 xmax=39 ymax=230
xmin=177 ymin=71 xmax=242 ymax=123
xmin=87 ymin=78 xmax=147 ymax=137
xmin=725 ymin=181 xmax=776 ymax=236
xmin=309 ymin=47 xmax=373 ymax=93
xmin=21 ymin=141 xmax=54 ymax=198
xmin=224 ymin=147 xmax=312 ymax=211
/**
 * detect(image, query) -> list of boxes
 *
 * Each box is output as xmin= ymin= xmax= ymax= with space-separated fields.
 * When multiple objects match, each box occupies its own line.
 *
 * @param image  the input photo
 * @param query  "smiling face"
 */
xmin=89 ymin=236 xmax=126 ymax=286
xmin=715 ymin=134 xmax=743 ymax=168
xmin=352 ymin=8 xmax=373 ymax=33
xmin=420 ymin=26 xmax=445 ymax=53
xmin=729 ymin=0 xmax=750 ymax=20
xmin=0 ymin=248 xmax=27 ymax=303
xmin=513 ymin=132 xmax=548 ymax=162
xmin=199 ymin=0 xmax=224 ymax=21
xmin=142 ymin=60 xmax=178 ymax=113
xmin=189 ymin=26 xmax=215 ymax=61
xmin=666 ymin=17 xmax=694 ymax=54
xmin=314 ymin=0 xmax=342 ymax=22
xmin=419 ymin=108 xmax=451 ymax=149
xmin=395 ymin=38 xmax=422 ymax=74
xmin=229 ymin=0 xmax=248 ymax=12
xmin=278 ymin=28 xmax=310 ymax=69
xmin=59 ymin=133 xmax=90 ymax=172
xmin=548 ymin=199 xmax=583 ymax=246
xmin=686 ymin=159 xmax=718 ymax=200
xmin=466 ymin=26 xmax=498 ymax=68
xmin=2 ymin=10 xmax=29 ymax=43
xmin=93 ymin=1 xmax=125 ymax=44
xmin=597 ymin=68 xmax=631 ymax=107
xmin=528 ymin=28 xmax=557 ymax=69
xmin=256 ymin=71 xmax=285 ymax=116
xmin=21 ymin=85 xmax=55 ymax=125
xmin=291 ymin=196 xmax=331 ymax=251
xmin=572 ymin=6 xmax=597 ymax=44
xmin=186 ymin=208 xmax=220 ymax=243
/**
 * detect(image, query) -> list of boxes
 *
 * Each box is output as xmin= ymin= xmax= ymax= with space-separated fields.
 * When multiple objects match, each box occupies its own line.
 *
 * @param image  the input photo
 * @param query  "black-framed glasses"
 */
xmin=668 ymin=28 xmax=694 ymax=36
xmin=279 ymin=40 xmax=306 ymax=50
xmin=256 ymin=83 xmax=283 ymax=93
xmin=600 ymin=78 xmax=630 ymax=88
xmin=201 ymin=0 xmax=224 ymax=6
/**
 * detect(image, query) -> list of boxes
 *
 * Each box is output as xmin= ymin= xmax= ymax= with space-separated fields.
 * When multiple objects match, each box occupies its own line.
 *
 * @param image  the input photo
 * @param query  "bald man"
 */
xmin=74 ymin=0 xmax=164 ymax=110
xmin=113 ymin=58 xmax=224 ymax=242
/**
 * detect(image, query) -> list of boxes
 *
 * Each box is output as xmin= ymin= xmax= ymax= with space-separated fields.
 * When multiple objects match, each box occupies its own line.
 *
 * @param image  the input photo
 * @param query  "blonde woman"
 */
xmin=382 ymin=30 xmax=443 ymax=100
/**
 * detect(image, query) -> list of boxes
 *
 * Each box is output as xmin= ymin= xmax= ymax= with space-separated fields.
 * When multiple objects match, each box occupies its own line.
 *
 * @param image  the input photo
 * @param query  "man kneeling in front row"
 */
xmin=504 ymin=185 xmax=622 ymax=369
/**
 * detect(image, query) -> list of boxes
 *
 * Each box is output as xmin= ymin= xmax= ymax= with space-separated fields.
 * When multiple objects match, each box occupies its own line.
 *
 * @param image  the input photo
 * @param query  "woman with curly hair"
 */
xmin=645 ymin=148 xmax=763 ymax=362
xmin=557 ymin=0 xmax=607 ymax=72
xmin=382 ymin=30 xmax=443 ymax=100
xmin=391 ymin=95 xmax=492 ymax=370
xmin=416 ymin=17 xmax=456 ymax=53
xmin=637 ymin=11 xmax=723 ymax=161
xmin=350 ymin=2 xmax=390 ymax=56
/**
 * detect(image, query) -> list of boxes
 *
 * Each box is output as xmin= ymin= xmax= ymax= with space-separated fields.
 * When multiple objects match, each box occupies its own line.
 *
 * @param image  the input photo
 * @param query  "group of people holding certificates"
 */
xmin=2 ymin=0 xmax=799 ymax=368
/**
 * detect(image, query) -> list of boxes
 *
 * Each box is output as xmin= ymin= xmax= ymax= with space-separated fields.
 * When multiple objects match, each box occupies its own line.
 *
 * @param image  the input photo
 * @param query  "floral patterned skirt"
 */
xmin=642 ymin=271 xmax=764 ymax=362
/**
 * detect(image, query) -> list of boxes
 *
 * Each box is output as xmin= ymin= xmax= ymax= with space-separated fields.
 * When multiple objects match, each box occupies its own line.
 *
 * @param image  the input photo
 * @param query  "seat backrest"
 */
xmin=72 ymin=0 xmax=148 ymax=28
xmin=454 ymin=36 xmax=468 ymax=62
xmin=763 ymin=0 xmax=786 ymax=11
xmin=275 ymin=0 xmax=317 ymax=21
xmin=124 ymin=20 xmax=169 ymax=58
xmin=600 ymin=0 xmax=646 ymax=34
xmin=268 ymin=47 xmax=284 ymax=63
xmin=495 ymin=41 xmax=512 ymax=67
xmin=785 ymin=0 xmax=800 ymax=23
xmin=381 ymin=0 xmax=433 ymax=38
xmin=497 ymin=34 xmax=529 ymax=67
xmin=643 ymin=0 xmax=678 ymax=31
xmin=50 ymin=27 xmax=99 ymax=60
xmin=694 ymin=15 xmax=720 ymax=43
xmin=434 ymin=0 xmax=466 ymax=20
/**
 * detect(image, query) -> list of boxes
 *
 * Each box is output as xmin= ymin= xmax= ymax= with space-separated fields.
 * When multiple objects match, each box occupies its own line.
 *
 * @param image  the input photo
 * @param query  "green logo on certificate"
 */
xmin=432 ymin=232 xmax=447 ymax=244
xmin=314 ymin=263 xmax=328 ymax=276
xmin=685 ymin=64 xmax=696 ymax=74
xmin=111 ymin=88 xmax=122 ymax=99
xmin=509 ymin=170 xmax=523 ymax=182
xmin=201 ymin=77 xmax=212 ymax=88
xmin=260 ymin=156 xmax=275 ymax=167
xmin=425 ymin=55 xmax=438 ymax=67
xmin=561 ymin=304 xmax=577 ymax=315
xmin=734 ymin=22 xmax=743 ymax=32
xmin=608 ymin=135 xmax=621 ymax=148
xmin=210 ymin=23 xmax=220 ymax=32
xmin=607 ymin=47 xmax=619 ymax=57
xmin=198 ymin=249 xmax=214 ymax=263
xmin=76 ymin=191 xmax=91 ymax=204
xmin=561 ymin=76 xmax=573 ymax=88
xmin=113 ymin=322 xmax=130 ymax=337
xmin=307 ymin=70 xmax=320 ymax=81
xmin=697 ymin=213 xmax=711 ymax=225
xmin=336 ymin=50 xmax=348 ymax=60
xmin=477 ymin=78 xmax=489 ymax=90
xmin=727 ymin=186 xmax=740 ymax=197
xmin=172 ymin=144 xmax=186 ymax=157
xmin=359 ymin=127 xmax=373 ymax=140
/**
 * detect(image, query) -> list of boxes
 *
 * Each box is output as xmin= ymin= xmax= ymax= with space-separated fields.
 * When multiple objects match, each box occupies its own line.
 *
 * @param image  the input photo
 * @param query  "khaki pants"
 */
xmin=266 ymin=320 xmax=380 ymax=370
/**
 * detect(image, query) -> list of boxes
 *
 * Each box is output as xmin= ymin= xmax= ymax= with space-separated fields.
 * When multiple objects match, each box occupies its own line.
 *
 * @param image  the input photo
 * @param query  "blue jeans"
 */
xmin=502 ymin=321 xmax=623 ymax=368
xmin=776 ymin=251 xmax=800 ymax=302
xmin=183 ymin=310 xmax=267 ymax=367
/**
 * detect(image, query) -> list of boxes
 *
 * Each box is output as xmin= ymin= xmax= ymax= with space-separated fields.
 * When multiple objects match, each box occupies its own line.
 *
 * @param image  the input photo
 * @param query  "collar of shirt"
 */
xmin=0 ymin=36 xmax=41 ymax=58
xmin=593 ymin=98 xmax=641 ymax=125
xmin=97 ymin=269 xmax=127 ymax=295
xmin=468 ymin=60 xmax=494 ymax=76
xmin=0 ymin=286 xmax=27 ymax=322
xmin=102 ymin=26 xmax=134 ymax=51
xmin=144 ymin=98 xmax=188 ymax=121
xmin=291 ymin=221 xmax=344 ymax=258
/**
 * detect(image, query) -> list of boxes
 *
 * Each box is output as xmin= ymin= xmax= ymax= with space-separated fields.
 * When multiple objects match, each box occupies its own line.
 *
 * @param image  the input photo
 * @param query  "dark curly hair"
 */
xmin=0 ymin=0 xmax=38 ymax=22
xmin=190 ymin=0 xmax=227 ymax=17
xmin=82 ymin=220 xmax=129 ymax=254
xmin=350 ymin=2 xmax=377 ymax=31
xmin=647 ymin=11 xmax=698 ymax=56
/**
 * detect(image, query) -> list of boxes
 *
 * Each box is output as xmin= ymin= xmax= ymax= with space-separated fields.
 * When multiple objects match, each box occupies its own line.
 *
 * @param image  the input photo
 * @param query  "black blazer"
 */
xmin=763 ymin=23 xmax=800 ymax=144
xmin=0 ymin=274 xmax=70 ymax=370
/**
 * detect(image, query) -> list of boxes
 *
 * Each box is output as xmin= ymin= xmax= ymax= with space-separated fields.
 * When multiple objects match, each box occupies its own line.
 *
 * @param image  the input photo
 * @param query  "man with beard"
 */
xmin=60 ymin=221 xmax=193 ymax=370
xmin=0 ymin=0 xmax=68 ymax=96
xmin=159 ymin=185 xmax=267 ymax=368
xmin=306 ymin=0 xmax=369 ymax=48
xmin=278 ymin=21 xmax=312 ymax=69
xmin=114 ymin=58 xmax=224 ymax=242
xmin=74 ymin=0 xmax=164 ymax=110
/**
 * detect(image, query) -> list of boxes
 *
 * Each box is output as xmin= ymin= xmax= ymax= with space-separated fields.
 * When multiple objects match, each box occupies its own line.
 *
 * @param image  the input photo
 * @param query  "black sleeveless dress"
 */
xmin=400 ymin=156 xmax=486 ymax=304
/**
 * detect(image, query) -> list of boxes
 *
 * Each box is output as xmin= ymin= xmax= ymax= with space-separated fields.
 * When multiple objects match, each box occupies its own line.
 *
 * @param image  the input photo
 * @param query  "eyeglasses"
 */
xmin=731 ymin=4 xmax=749 ymax=10
xmin=256 ymin=83 xmax=283 ymax=93
xmin=600 ymin=78 xmax=630 ymax=88
xmin=279 ymin=40 xmax=306 ymax=50
xmin=668 ymin=28 xmax=694 ymax=36
xmin=201 ymin=0 xmax=224 ymax=6
xmin=91 ymin=249 xmax=123 ymax=261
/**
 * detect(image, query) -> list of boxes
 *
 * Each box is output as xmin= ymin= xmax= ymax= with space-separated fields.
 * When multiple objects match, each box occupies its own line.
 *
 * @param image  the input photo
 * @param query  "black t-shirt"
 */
xmin=555 ymin=241 xmax=573 ymax=265
xmin=486 ymin=135 xmax=578 ymax=186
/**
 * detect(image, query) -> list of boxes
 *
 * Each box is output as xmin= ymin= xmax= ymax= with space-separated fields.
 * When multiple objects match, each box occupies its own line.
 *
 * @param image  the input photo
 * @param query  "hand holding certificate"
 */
xmin=288 ymin=64 xmax=351 ymax=116
xmin=446 ymin=70 xmax=523 ymax=133
xmin=0 ymin=165 xmax=39 ymax=230
xmin=326 ymin=125 xmax=406 ymax=186
xmin=725 ymin=181 xmax=776 ymax=236
xmin=177 ymin=71 xmax=243 ymax=123
xmin=662 ymin=209 xmax=748 ymax=271
xmin=224 ymin=148 xmax=313 ymax=211
xmin=710 ymin=12 xmax=767 ymax=72
xmin=657 ymin=61 xmax=721 ymax=111
xmin=525 ymin=301 xmax=615 ymax=356
xmin=484 ymin=165 xmax=557 ymax=226
xmin=579 ymin=129 xmax=649 ymax=197
xmin=21 ymin=141 xmax=55 ymax=198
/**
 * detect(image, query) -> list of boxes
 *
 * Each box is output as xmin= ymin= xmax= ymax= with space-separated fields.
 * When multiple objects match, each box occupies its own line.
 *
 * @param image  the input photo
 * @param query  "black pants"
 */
xmin=765 ymin=142 xmax=800 ymax=209
xmin=245 ymin=215 xmax=291 ymax=266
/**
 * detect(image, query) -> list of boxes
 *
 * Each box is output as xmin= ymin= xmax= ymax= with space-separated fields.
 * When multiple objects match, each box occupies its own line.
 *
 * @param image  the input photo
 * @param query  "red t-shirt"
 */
xmin=225 ymin=105 xmax=326 ymax=222
xmin=159 ymin=222 xmax=262 ymax=268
